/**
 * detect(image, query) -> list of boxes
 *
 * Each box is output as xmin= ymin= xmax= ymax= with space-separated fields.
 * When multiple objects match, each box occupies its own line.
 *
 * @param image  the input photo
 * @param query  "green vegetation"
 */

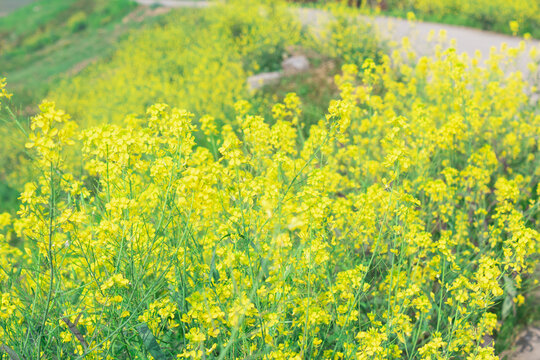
xmin=0 ymin=0 xmax=138 ymax=109
xmin=0 ymin=0 xmax=385 ymax=218
xmin=0 ymin=22 xmax=539 ymax=358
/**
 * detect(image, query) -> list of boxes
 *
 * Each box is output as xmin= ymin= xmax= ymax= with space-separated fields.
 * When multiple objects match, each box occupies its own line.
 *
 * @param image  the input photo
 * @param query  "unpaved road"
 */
xmin=297 ymin=8 xmax=540 ymax=59
xmin=135 ymin=0 xmax=540 ymax=69
xmin=0 ymin=0 xmax=36 ymax=17
xmin=134 ymin=0 xmax=210 ymax=8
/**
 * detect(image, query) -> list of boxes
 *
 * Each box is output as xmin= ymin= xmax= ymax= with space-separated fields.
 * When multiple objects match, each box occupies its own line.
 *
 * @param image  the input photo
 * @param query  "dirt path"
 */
xmin=134 ymin=0 xmax=210 ymax=8
xmin=0 ymin=0 xmax=36 ymax=16
xmin=297 ymin=8 xmax=540 ymax=75
xmin=135 ymin=1 xmax=539 ymax=71
xmin=298 ymin=8 xmax=540 ymax=56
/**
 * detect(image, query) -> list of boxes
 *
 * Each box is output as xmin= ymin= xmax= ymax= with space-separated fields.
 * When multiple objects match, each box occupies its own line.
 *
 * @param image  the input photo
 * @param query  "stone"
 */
xmin=247 ymin=71 xmax=282 ymax=90
xmin=281 ymin=55 xmax=310 ymax=74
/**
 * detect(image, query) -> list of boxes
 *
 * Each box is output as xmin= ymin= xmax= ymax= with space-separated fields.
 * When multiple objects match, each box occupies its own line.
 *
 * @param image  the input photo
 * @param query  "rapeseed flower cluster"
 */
xmin=1 ymin=1 xmax=385 ymax=196
xmin=0 ymin=34 xmax=538 ymax=358
xmin=0 ymin=78 xmax=11 ymax=110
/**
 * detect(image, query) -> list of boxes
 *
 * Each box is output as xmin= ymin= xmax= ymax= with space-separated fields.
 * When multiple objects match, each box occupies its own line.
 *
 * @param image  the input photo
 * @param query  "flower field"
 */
xmin=381 ymin=0 xmax=540 ymax=38
xmin=0 ymin=0 xmax=539 ymax=359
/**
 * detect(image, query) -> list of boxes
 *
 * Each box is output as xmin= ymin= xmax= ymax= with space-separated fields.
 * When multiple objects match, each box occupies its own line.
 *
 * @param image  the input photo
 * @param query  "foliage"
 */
xmin=0 ymin=0 xmax=137 ymax=107
xmin=0 ymin=36 xmax=539 ymax=359
xmin=0 ymin=0 xmax=136 ymax=56
xmin=0 ymin=0 xmax=168 ymax=202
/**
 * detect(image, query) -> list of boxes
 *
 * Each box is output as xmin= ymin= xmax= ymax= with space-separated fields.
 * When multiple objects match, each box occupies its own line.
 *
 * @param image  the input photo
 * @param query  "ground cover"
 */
xmin=0 ymin=0 xmax=139 ymax=108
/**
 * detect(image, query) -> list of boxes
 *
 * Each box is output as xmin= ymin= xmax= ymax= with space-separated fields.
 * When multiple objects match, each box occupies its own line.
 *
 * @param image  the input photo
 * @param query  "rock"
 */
xmin=481 ymin=334 xmax=494 ymax=348
xmin=247 ymin=71 xmax=282 ymax=90
xmin=281 ymin=55 xmax=310 ymax=74
xmin=246 ymin=56 xmax=310 ymax=91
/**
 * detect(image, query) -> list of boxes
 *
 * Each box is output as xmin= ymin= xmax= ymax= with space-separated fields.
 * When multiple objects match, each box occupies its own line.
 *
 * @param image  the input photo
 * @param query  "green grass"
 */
xmin=0 ymin=0 xmax=143 ymax=110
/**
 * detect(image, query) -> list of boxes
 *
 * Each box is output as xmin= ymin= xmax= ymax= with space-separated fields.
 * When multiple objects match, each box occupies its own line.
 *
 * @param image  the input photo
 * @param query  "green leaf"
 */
xmin=502 ymin=295 xmax=514 ymax=320
xmin=1 ymin=345 xmax=20 ymax=360
xmin=137 ymin=323 xmax=168 ymax=360
xmin=209 ymin=245 xmax=220 ymax=283
xmin=504 ymin=275 xmax=517 ymax=298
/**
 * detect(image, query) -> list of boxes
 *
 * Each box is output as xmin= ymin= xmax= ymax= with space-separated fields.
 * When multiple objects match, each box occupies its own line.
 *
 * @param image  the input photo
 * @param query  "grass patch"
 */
xmin=0 ymin=0 xmax=145 ymax=110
